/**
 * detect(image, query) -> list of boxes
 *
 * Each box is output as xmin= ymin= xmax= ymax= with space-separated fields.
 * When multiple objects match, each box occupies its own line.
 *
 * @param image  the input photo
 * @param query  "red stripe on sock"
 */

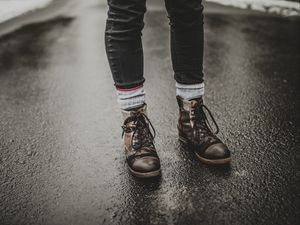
xmin=116 ymin=85 xmax=143 ymax=92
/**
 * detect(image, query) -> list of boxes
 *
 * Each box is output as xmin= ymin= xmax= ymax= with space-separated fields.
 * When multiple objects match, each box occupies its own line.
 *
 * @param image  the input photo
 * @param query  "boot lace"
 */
xmin=191 ymin=102 xmax=220 ymax=144
xmin=122 ymin=112 xmax=156 ymax=151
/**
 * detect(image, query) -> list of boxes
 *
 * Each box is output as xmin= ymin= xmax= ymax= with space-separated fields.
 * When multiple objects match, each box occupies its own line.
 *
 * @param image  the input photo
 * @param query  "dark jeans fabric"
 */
xmin=105 ymin=0 xmax=204 ymax=89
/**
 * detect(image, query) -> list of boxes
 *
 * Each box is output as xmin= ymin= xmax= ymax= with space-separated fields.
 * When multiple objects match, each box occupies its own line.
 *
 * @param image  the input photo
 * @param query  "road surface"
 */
xmin=0 ymin=0 xmax=299 ymax=225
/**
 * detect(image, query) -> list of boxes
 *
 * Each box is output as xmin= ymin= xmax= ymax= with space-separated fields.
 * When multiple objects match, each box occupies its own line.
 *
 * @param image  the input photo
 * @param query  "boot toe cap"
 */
xmin=131 ymin=156 xmax=161 ymax=173
xmin=203 ymin=143 xmax=231 ymax=160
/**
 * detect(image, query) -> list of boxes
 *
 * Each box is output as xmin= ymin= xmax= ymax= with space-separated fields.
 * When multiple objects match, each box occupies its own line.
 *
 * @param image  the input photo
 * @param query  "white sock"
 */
xmin=116 ymin=85 xmax=145 ymax=110
xmin=176 ymin=82 xmax=205 ymax=100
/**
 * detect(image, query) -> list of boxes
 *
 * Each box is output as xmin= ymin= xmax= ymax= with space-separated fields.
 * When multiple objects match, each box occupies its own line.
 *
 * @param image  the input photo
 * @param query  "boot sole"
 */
xmin=179 ymin=135 xmax=231 ymax=165
xmin=195 ymin=153 xmax=231 ymax=165
xmin=127 ymin=166 xmax=161 ymax=178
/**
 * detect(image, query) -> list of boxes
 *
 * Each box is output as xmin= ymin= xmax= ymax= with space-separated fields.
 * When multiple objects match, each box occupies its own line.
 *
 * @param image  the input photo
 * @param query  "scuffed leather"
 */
xmin=177 ymin=96 xmax=230 ymax=160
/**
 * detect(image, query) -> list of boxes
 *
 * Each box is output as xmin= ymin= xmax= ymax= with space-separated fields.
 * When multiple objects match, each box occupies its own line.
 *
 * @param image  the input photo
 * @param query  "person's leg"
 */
xmin=105 ymin=0 xmax=161 ymax=177
xmin=165 ymin=0 xmax=205 ymax=100
xmin=165 ymin=0 xmax=231 ymax=164
xmin=105 ymin=0 xmax=146 ymax=110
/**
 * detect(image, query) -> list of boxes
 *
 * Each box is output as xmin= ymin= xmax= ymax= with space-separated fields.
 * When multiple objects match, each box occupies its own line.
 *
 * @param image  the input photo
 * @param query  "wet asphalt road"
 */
xmin=0 ymin=0 xmax=299 ymax=225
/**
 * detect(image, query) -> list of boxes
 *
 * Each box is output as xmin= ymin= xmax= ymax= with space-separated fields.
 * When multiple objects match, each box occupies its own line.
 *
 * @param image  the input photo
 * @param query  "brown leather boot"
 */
xmin=177 ymin=96 xmax=231 ymax=164
xmin=121 ymin=104 xmax=161 ymax=178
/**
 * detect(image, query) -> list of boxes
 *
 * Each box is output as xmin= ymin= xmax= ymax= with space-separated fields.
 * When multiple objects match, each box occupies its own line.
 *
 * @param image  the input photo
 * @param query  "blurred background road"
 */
xmin=0 ymin=0 xmax=299 ymax=225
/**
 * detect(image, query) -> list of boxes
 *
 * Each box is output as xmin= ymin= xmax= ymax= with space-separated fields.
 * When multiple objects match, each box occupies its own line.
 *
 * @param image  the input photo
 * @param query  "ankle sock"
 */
xmin=116 ymin=85 xmax=146 ymax=110
xmin=176 ymin=82 xmax=204 ymax=100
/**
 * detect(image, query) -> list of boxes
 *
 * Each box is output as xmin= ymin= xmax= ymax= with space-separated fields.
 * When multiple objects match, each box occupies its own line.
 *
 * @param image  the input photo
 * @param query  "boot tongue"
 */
xmin=190 ymin=97 xmax=203 ymax=106
xmin=178 ymin=96 xmax=203 ymax=111
xmin=121 ymin=104 xmax=147 ymax=120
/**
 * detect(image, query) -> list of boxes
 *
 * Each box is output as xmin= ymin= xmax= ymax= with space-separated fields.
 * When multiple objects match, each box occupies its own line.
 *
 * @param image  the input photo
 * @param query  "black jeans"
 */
xmin=105 ymin=0 xmax=204 ymax=89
